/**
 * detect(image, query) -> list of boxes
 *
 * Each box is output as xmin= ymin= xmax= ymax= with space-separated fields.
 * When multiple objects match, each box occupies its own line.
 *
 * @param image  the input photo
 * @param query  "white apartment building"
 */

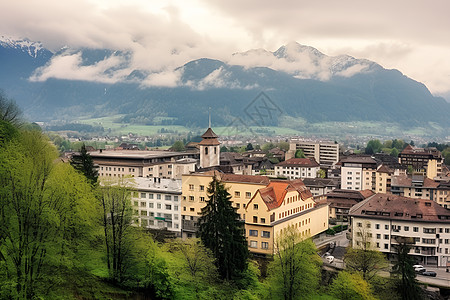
xmin=287 ymin=139 xmax=339 ymax=166
xmin=132 ymin=177 xmax=182 ymax=236
xmin=275 ymin=158 xmax=320 ymax=180
xmin=340 ymin=156 xmax=377 ymax=191
xmin=349 ymin=193 xmax=450 ymax=267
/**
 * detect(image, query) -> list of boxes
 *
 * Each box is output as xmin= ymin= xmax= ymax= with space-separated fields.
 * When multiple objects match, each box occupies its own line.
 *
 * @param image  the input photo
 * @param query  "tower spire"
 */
xmin=208 ymin=107 xmax=211 ymax=128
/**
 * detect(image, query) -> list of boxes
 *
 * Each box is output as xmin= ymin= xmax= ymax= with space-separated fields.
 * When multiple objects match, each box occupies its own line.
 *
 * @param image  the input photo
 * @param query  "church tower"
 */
xmin=199 ymin=127 xmax=220 ymax=168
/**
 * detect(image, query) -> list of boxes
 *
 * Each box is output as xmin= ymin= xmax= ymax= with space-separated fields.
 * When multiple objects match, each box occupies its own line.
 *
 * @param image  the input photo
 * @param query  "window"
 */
xmin=140 ymin=210 xmax=147 ymax=216
xmin=384 ymin=235 xmax=389 ymax=239
xmin=165 ymin=204 xmax=171 ymax=210
xmin=149 ymin=193 xmax=154 ymax=199
xmin=423 ymin=228 xmax=436 ymax=234
xmin=140 ymin=201 xmax=146 ymax=207
xmin=189 ymin=196 xmax=194 ymax=201
xmin=253 ymin=216 xmax=258 ymax=223
xmin=422 ymin=239 xmax=436 ymax=244
xmin=165 ymin=195 xmax=171 ymax=201
xmin=250 ymin=241 xmax=257 ymax=248
xmin=384 ymin=244 xmax=389 ymax=249
xmin=200 ymin=197 xmax=205 ymax=202
xmin=260 ymin=218 xmax=265 ymax=224
xmin=235 ymin=191 xmax=241 ymax=198
xmin=189 ymin=184 xmax=194 ymax=191
xmin=236 ymin=203 xmax=240 ymax=209
xmin=357 ymin=222 xmax=362 ymax=227
xmin=385 ymin=225 xmax=389 ymax=230
xmin=262 ymin=231 xmax=270 ymax=238
xmin=376 ymin=234 xmax=381 ymax=239
xmin=253 ymin=204 xmax=259 ymax=210
xmin=404 ymin=226 xmax=409 ymax=231
xmin=157 ymin=203 xmax=161 ymax=209
xmin=141 ymin=193 xmax=146 ymax=198
xmin=366 ymin=223 xmax=371 ymax=228
xmin=205 ymin=147 xmax=208 ymax=155
xmin=200 ymin=185 xmax=204 ymax=191
xmin=157 ymin=194 xmax=161 ymax=200
xmin=190 ymin=208 xmax=195 ymax=212
xmin=261 ymin=242 xmax=269 ymax=249
xmin=246 ymin=192 xmax=251 ymax=199
xmin=413 ymin=227 xmax=419 ymax=232
xmin=149 ymin=203 xmax=154 ymax=208
xmin=376 ymin=224 xmax=380 ymax=229
xmin=174 ymin=205 xmax=178 ymax=211
xmin=249 ymin=230 xmax=258 ymax=236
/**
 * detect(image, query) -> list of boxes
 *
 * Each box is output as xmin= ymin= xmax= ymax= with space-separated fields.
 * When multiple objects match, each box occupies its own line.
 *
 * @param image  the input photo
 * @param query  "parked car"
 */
xmin=415 ymin=267 xmax=426 ymax=273
xmin=421 ymin=271 xmax=437 ymax=277
xmin=413 ymin=264 xmax=424 ymax=269
xmin=325 ymin=255 xmax=334 ymax=263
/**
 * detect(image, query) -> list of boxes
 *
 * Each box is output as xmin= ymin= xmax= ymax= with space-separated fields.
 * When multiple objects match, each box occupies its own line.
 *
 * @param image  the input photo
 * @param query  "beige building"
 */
xmin=433 ymin=181 xmax=450 ymax=209
xmin=180 ymin=172 xmax=270 ymax=238
xmin=91 ymin=150 xmax=197 ymax=179
xmin=398 ymin=145 xmax=443 ymax=178
xmin=245 ymin=180 xmax=328 ymax=255
xmin=391 ymin=175 xmax=439 ymax=200
xmin=275 ymin=158 xmax=320 ymax=180
xmin=286 ymin=139 xmax=339 ymax=166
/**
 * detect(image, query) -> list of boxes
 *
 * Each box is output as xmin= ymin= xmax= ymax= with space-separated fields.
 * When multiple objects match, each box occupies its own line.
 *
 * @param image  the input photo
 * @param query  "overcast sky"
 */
xmin=1 ymin=0 xmax=449 ymax=97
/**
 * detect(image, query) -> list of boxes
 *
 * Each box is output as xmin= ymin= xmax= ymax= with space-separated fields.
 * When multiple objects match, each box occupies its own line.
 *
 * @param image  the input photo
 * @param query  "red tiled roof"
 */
xmin=258 ymin=179 xmax=313 ymax=211
xmin=350 ymin=193 xmax=450 ymax=222
xmin=276 ymin=158 xmax=319 ymax=168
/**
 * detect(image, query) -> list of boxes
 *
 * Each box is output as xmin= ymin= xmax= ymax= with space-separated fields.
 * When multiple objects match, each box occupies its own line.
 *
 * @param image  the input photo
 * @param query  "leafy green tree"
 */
xmin=0 ymin=129 xmax=98 ymax=298
xmin=345 ymin=221 xmax=388 ymax=280
xmin=365 ymin=140 xmax=382 ymax=154
xmin=171 ymin=140 xmax=186 ymax=152
xmin=317 ymin=169 xmax=326 ymax=178
xmin=407 ymin=165 xmax=414 ymax=175
xmin=295 ymin=149 xmax=306 ymax=158
xmin=198 ymin=176 xmax=248 ymax=281
xmin=0 ymin=90 xmax=22 ymax=126
xmin=266 ymin=226 xmax=321 ymax=300
xmin=262 ymin=142 xmax=276 ymax=153
xmin=391 ymin=240 xmax=422 ymax=300
xmin=390 ymin=147 xmax=399 ymax=158
xmin=329 ymin=271 xmax=375 ymax=300
xmin=392 ymin=139 xmax=405 ymax=150
xmin=220 ymin=145 xmax=229 ymax=152
xmin=70 ymin=143 xmax=98 ymax=185
xmin=99 ymin=177 xmax=135 ymax=283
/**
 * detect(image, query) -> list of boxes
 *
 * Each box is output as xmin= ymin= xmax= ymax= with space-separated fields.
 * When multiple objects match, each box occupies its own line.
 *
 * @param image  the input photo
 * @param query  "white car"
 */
xmin=326 ymin=255 xmax=334 ymax=263
xmin=413 ymin=264 xmax=424 ymax=269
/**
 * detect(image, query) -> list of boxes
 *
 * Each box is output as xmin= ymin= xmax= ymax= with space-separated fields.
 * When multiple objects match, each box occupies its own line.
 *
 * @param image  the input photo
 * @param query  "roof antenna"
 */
xmin=208 ymin=107 xmax=211 ymax=128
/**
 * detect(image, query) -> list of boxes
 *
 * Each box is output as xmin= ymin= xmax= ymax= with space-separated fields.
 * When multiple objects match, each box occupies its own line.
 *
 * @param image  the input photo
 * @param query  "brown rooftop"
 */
xmin=201 ymin=128 xmax=218 ymax=138
xmin=349 ymin=193 xmax=450 ymax=223
xmin=276 ymin=158 xmax=319 ymax=168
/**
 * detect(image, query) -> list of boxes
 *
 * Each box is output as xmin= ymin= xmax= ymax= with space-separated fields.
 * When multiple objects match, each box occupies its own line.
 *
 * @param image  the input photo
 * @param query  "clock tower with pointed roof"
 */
xmin=199 ymin=127 xmax=220 ymax=168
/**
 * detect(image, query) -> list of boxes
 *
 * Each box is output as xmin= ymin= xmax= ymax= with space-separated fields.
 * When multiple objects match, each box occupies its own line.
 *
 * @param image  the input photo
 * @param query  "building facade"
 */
xmin=399 ymin=145 xmax=443 ymax=178
xmin=132 ymin=177 xmax=182 ymax=235
xmin=287 ymin=139 xmax=339 ymax=166
xmin=349 ymin=193 xmax=450 ymax=267
xmin=340 ymin=156 xmax=377 ymax=191
xmin=275 ymin=158 xmax=320 ymax=180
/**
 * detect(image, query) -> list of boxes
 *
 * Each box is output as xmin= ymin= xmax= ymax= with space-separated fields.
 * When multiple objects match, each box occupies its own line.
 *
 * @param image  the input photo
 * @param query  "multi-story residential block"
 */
xmin=244 ymin=180 xmax=328 ymax=255
xmin=399 ymin=145 xmax=443 ymax=178
xmin=131 ymin=177 xmax=182 ymax=236
xmin=340 ymin=156 xmax=377 ymax=191
xmin=286 ymin=139 xmax=339 ymax=166
xmin=315 ymin=189 xmax=374 ymax=221
xmin=434 ymin=181 xmax=450 ymax=209
xmin=275 ymin=158 xmax=320 ymax=180
xmin=391 ymin=175 xmax=439 ymax=200
xmin=180 ymin=171 xmax=270 ymax=238
xmin=302 ymin=178 xmax=339 ymax=196
xmin=349 ymin=193 xmax=450 ymax=267
xmin=91 ymin=150 xmax=197 ymax=179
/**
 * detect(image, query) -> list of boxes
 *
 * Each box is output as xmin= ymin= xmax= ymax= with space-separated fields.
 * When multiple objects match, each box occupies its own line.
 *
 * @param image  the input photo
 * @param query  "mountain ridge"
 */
xmin=0 ymin=37 xmax=449 ymax=135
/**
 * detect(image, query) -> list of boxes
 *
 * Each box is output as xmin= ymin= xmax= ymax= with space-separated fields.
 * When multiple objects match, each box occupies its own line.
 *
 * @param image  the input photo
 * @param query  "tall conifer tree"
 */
xmin=198 ymin=176 xmax=248 ymax=280
xmin=70 ymin=144 xmax=98 ymax=185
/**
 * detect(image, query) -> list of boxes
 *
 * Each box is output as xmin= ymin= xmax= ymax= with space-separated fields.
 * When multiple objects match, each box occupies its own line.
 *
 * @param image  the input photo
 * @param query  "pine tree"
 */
xmin=70 ymin=144 xmax=98 ymax=185
xmin=198 ymin=176 xmax=248 ymax=280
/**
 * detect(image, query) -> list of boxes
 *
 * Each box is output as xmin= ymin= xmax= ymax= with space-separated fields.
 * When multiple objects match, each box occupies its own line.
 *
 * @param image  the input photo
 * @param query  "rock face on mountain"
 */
xmin=1 ymin=37 xmax=449 ymax=131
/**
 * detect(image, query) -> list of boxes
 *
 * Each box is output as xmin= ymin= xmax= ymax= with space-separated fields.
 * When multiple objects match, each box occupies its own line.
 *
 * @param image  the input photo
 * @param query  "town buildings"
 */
xmin=399 ymin=145 xmax=444 ymax=178
xmin=286 ymin=139 xmax=339 ymax=166
xmin=302 ymin=178 xmax=339 ymax=196
xmin=132 ymin=177 xmax=182 ymax=236
xmin=349 ymin=193 xmax=450 ymax=267
xmin=274 ymin=158 xmax=320 ymax=180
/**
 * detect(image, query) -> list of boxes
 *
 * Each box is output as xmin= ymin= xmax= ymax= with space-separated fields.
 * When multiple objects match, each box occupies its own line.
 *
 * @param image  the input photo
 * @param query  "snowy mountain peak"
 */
xmin=274 ymin=42 xmax=325 ymax=61
xmin=0 ymin=36 xmax=51 ymax=58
